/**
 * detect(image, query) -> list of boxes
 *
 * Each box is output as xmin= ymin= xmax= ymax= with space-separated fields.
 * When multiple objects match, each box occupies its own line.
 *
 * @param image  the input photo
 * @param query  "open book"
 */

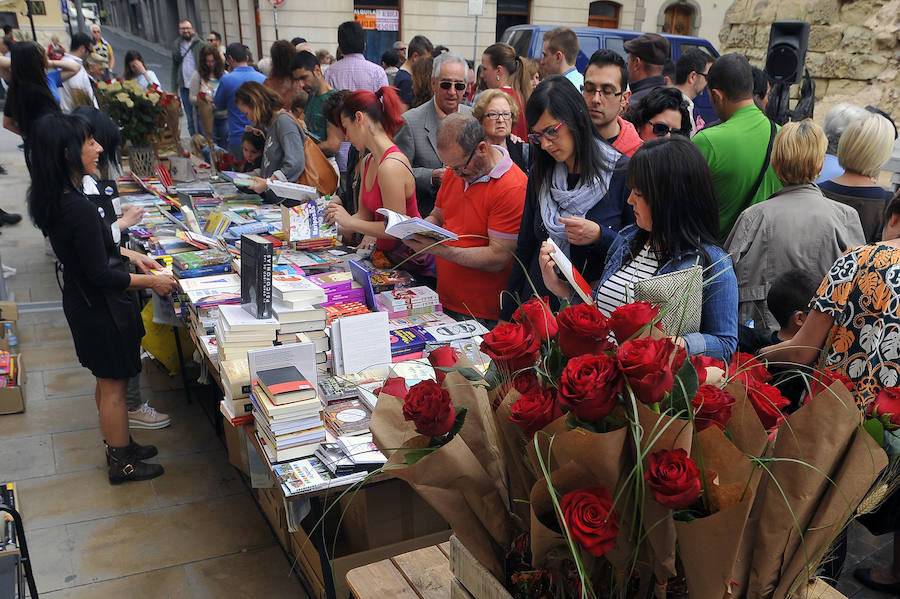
xmin=375 ymin=208 xmax=458 ymax=242
xmin=547 ymin=238 xmax=594 ymax=304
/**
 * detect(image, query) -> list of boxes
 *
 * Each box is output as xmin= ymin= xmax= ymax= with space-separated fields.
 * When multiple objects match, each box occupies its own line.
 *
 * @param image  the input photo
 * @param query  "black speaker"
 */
xmin=765 ymin=20 xmax=810 ymax=85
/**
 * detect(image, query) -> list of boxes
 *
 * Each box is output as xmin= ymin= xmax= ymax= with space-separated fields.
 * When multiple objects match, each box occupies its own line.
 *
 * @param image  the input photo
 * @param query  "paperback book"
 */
xmin=240 ymin=234 xmax=274 ymax=319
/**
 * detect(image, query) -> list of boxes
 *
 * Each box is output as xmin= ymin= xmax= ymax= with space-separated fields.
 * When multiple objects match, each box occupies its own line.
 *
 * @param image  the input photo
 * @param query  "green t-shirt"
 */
xmin=693 ymin=104 xmax=782 ymax=241
xmin=305 ymin=88 xmax=337 ymax=143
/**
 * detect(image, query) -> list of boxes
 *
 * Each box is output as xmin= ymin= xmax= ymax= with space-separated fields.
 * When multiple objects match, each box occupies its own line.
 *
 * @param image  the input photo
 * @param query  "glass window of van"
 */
xmin=605 ymin=37 xmax=626 ymax=59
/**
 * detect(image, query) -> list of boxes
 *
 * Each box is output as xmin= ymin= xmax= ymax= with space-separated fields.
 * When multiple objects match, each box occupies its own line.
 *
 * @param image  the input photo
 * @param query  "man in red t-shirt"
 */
xmin=403 ymin=114 xmax=527 ymax=325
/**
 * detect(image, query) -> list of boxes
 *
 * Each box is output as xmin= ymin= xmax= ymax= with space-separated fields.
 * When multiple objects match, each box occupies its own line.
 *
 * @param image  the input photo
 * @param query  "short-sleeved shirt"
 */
xmin=811 ymin=244 xmax=900 ymax=408
xmin=214 ymin=66 xmax=267 ymax=146
xmin=46 ymin=70 xmax=62 ymax=103
xmin=433 ymin=145 xmax=527 ymax=320
xmin=305 ymin=88 xmax=336 ymax=142
xmin=324 ymin=53 xmax=388 ymax=93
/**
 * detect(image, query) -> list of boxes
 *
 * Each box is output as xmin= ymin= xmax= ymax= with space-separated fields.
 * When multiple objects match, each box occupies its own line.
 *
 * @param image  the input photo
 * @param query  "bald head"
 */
xmin=437 ymin=113 xmax=484 ymax=154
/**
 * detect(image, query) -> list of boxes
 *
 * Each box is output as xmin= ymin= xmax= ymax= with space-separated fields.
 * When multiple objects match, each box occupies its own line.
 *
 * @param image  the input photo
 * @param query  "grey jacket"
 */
xmin=393 ymin=98 xmax=472 ymax=216
xmin=725 ymin=183 xmax=865 ymax=330
xmin=263 ymin=112 xmax=306 ymax=182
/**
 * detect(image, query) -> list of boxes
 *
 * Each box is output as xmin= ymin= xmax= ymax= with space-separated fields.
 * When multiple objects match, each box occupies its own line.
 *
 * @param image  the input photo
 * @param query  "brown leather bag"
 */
xmin=283 ymin=112 xmax=338 ymax=196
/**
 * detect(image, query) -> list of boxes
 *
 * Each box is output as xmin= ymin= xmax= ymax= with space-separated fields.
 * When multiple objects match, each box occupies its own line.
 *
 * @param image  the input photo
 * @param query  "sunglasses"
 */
xmin=207 ymin=38 xmax=217 ymax=42
xmin=439 ymin=81 xmax=467 ymax=91
xmin=649 ymin=121 xmax=674 ymax=137
xmin=527 ymin=121 xmax=564 ymax=144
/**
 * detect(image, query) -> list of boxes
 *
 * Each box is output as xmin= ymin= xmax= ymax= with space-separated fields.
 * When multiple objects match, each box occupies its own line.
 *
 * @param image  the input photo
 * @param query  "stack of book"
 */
xmin=215 ymin=305 xmax=279 ymax=361
xmin=251 ymin=364 xmax=326 ymax=463
xmin=178 ymin=273 xmax=242 ymax=338
xmin=324 ymin=301 xmax=370 ymax=325
xmin=309 ymin=272 xmax=366 ymax=306
xmin=321 ymin=400 xmax=371 ymax=437
xmin=376 ymin=286 xmax=442 ymax=318
xmin=273 ymin=273 xmax=327 ymax=306
xmin=219 ymin=357 xmax=253 ymax=423
xmin=172 ymin=248 xmax=233 ymax=279
xmin=295 ymin=331 xmax=329 ymax=366
xmin=272 ymin=301 xmax=327 ymax=344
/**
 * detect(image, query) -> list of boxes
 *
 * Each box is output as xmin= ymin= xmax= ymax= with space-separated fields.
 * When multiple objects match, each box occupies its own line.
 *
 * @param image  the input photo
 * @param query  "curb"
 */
xmin=103 ymin=24 xmax=173 ymax=60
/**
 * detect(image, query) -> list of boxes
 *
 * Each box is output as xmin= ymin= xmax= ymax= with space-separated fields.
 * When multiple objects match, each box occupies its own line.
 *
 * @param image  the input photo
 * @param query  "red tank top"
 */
xmin=360 ymin=145 xmax=420 ymax=251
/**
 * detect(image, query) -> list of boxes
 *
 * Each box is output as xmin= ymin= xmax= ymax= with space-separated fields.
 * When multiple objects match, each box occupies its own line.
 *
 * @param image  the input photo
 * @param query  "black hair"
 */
xmin=586 ymin=49 xmax=628 ymax=90
xmin=525 ymin=75 xmax=614 ymax=187
xmin=72 ymin=106 xmax=120 ymax=174
xmin=291 ymin=50 xmax=319 ymax=73
xmin=2 ymin=25 xmax=11 ymax=35
xmin=625 ymin=137 xmax=720 ymax=262
xmin=431 ymin=45 xmax=449 ymax=58
xmin=1 ymin=37 xmax=12 ymax=50
xmin=662 ymin=60 xmax=675 ymax=82
xmin=27 ymin=113 xmax=95 ymax=234
xmin=751 ymin=66 xmax=771 ymax=101
xmin=706 ymin=53 xmax=753 ymax=101
xmin=408 ymin=35 xmax=433 ymax=60
xmin=6 ymin=41 xmax=59 ymax=139
xmin=198 ymin=43 xmax=225 ymax=80
xmin=290 ymin=37 xmax=306 ymax=46
xmin=209 ymin=31 xmax=221 ymax=41
xmin=70 ymin=32 xmax=92 ymax=53
xmin=337 ymin=21 xmax=365 ymax=55
xmin=122 ymin=50 xmax=146 ymax=80
xmin=381 ymin=49 xmax=401 ymax=69
xmin=628 ymin=87 xmax=691 ymax=136
xmin=241 ymin=128 xmax=265 ymax=151
xmin=323 ymin=89 xmax=351 ymax=128
xmin=766 ymin=269 xmax=819 ymax=328
xmin=225 ymin=42 xmax=248 ymax=63
xmin=675 ymin=49 xmax=712 ymax=86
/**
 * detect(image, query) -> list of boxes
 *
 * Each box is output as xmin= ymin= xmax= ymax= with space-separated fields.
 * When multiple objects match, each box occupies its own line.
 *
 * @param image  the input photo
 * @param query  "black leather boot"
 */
xmin=107 ymin=444 xmax=164 ymax=484
xmin=104 ymin=436 xmax=158 ymax=464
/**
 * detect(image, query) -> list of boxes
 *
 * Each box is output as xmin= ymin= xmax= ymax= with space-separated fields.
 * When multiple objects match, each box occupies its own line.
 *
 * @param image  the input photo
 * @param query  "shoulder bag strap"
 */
xmin=744 ymin=119 xmax=777 ymax=208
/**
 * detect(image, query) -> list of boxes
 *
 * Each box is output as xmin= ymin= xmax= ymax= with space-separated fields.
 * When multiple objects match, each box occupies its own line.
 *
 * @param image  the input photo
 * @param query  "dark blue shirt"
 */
xmin=46 ymin=69 xmax=62 ymax=103
xmin=214 ymin=65 xmax=267 ymax=146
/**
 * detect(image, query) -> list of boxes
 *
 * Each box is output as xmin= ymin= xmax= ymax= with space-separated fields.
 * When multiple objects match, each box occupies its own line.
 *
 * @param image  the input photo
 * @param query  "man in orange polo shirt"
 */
xmin=403 ymin=113 xmax=527 ymax=325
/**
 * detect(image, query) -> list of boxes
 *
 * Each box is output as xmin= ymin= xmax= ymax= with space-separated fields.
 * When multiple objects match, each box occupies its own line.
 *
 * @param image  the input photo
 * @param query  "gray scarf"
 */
xmin=539 ymin=140 xmax=619 ymax=254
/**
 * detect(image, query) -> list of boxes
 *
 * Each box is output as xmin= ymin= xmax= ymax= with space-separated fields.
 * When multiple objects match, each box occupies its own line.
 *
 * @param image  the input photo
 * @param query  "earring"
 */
xmin=496 ymin=74 xmax=500 ymax=81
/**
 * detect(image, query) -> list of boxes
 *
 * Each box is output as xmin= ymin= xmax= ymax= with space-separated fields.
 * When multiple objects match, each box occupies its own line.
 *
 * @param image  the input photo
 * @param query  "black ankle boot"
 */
xmin=0 ymin=209 xmax=21 ymax=225
xmin=107 ymin=444 xmax=164 ymax=484
xmin=104 ymin=436 xmax=158 ymax=464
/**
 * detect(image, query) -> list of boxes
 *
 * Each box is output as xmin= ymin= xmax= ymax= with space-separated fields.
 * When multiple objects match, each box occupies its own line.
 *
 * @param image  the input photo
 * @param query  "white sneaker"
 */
xmin=2 ymin=265 xmax=15 ymax=279
xmin=128 ymin=402 xmax=172 ymax=429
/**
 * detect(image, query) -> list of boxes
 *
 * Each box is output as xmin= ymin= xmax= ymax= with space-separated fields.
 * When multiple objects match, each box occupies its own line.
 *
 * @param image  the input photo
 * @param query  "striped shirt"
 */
xmin=594 ymin=244 xmax=661 ymax=316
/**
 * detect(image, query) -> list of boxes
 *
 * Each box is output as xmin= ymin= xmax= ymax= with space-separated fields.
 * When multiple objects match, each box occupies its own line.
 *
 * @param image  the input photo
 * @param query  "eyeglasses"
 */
xmin=649 ymin=121 xmax=674 ymax=137
xmin=445 ymin=142 xmax=480 ymax=174
xmin=207 ymin=38 xmax=217 ymax=42
xmin=696 ymin=71 xmax=708 ymax=79
xmin=527 ymin=122 xmax=565 ymax=144
xmin=484 ymin=111 xmax=512 ymax=121
xmin=580 ymin=84 xmax=624 ymax=98
xmin=439 ymin=80 xmax=467 ymax=91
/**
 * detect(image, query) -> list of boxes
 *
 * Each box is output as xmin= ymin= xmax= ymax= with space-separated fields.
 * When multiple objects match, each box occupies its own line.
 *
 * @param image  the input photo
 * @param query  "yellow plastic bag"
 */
xmin=140 ymin=300 xmax=193 ymax=375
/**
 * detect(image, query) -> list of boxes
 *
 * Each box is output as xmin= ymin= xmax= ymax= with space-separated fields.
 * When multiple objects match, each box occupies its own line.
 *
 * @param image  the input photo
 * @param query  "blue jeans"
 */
xmin=179 ymin=87 xmax=196 ymax=137
xmin=199 ymin=115 xmax=229 ymax=149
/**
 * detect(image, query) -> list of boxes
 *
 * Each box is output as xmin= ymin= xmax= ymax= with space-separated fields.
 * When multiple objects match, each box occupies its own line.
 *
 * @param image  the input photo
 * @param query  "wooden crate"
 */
xmin=449 ymin=536 xmax=512 ymax=599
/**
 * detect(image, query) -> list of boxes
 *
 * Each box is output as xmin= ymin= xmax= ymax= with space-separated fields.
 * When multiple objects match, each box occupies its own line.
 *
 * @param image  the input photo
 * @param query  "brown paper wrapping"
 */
xmin=529 ymin=462 xmax=590 ymax=569
xmin=746 ymin=382 xmax=888 ymax=599
xmin=634 ymin=402 xmax=693 ymax=583
xmin=493 ymin=389 xmax=539 ymax=524
xmin=164 ymin=96 xmax=185 ymax=155
xmin=370 ymin=374 xmax=518 ymax=580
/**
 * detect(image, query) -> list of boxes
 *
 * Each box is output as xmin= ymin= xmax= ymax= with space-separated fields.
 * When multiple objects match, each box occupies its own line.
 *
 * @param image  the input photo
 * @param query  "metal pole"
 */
xmin=472 ymin=14 xmax=477 ymax=64
xmin=73 ymin=0 xmax=86 ymax=33
xmin=272 ymin=4 xmax=278 ymax=41
xmin=27 ymin=1 xmax=36 ymax=40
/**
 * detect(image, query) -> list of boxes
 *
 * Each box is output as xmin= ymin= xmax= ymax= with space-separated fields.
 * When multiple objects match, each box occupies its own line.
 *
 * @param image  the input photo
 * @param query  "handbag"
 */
xmin=278 ymin=112 xmax=339 ymax=196
xmin=634 ymin=264 xmax=704 ymax=336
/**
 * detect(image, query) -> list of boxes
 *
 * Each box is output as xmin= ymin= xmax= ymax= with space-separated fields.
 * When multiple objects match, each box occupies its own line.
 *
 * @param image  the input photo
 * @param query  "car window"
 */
xmin=678 ymin=43 xmax=718 ymax=59
xmin=604 ymin=37 xmax=626 ymax=59
xmin=506 ymin=30 xmax=532 ymax=58
xmin=577 ymin=35 xmax=600 ymax=58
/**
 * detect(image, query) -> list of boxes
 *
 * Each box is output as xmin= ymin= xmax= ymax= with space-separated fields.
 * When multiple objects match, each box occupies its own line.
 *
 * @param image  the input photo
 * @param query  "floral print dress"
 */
xmin=811 ymin=244 xmax=900 ymax=408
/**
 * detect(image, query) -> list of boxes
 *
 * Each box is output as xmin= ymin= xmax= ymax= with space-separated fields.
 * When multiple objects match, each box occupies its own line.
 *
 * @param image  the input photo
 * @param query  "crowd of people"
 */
xmin=2 ymin=19 xmax=900 ymax=588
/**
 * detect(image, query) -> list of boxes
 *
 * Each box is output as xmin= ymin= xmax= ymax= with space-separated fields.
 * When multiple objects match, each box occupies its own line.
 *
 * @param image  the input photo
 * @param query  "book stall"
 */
xmin=107 ymin=161 xmax=896 ymax=599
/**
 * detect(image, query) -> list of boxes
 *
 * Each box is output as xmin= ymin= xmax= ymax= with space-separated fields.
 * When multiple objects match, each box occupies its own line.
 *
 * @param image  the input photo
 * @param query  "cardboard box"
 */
xmin=0 ymin=303 xmax=19 ymax=322
xmin=338 ymin=479 xmax=448 ymax=553
xmin=223 ymin=420 xmax=250 ymax=476
xmin=256 ymin=485 xmax=290 ymax=551
xmin=0 ymin=354 xmax=25 ymax=415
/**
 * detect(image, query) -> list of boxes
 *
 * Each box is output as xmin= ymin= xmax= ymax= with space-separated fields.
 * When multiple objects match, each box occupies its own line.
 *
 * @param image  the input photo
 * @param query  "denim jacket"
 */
xmin=597 ymin=225 xmax=738 ymax=360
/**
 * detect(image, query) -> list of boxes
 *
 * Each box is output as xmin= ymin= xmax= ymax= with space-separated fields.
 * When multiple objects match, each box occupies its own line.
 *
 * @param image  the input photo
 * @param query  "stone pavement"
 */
xmin=0 ymin=129 xmax=308 ymax=596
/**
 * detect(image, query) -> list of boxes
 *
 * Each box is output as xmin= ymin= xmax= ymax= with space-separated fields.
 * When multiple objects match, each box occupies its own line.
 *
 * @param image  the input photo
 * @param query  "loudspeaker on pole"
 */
xmin=764 ymin=20 xmax=810 ymax=85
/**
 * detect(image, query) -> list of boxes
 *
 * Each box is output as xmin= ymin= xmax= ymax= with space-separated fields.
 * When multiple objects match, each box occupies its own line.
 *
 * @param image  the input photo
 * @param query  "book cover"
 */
xmin=256 ymin=365 xmax=315 ymax=404
xmin=309 ymin=271 xmax=353 ymax=291
xmin=547 ymin=238 xmax=594 ymax=304
xmin=281 ymin=198 xmax=337 ymax=242
xmin=174 ymin=263 xmax=233 ymax=279
xmin=219 ymin=304 xmax=280 ymax=331
xmin=185 ymin=287 xmax=241 ymax=308
xmin=390 ymin=326 xmax=436 ymax=357
xmin=240 ymin=234 xmax=274 ymax=319
xmin=272 ymin=274 xmax=327 ymax=303
xmin=178 ymin=273 xmax=241 ymax=292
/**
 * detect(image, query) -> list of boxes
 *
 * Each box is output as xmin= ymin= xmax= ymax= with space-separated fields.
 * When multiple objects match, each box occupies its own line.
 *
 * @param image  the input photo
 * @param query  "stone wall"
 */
xmin=718 ymin=0 xmax=900 ymax=125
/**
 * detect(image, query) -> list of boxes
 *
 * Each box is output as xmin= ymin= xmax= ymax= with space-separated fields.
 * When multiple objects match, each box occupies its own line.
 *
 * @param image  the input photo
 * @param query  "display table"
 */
xmin=346 ymin=542 xmax=452 ymax=599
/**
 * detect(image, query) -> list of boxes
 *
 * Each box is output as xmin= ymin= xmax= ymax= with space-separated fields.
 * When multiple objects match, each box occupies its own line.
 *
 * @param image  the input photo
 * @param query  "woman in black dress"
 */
xmin=28 ymin=114 xmax=178 ymax=484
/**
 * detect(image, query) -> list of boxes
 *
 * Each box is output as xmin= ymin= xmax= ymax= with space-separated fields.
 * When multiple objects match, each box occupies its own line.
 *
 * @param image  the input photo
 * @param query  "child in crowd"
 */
xmin=238 ymin=129 xmax=264 ymax=174
xmin=289 ymin=90 xmax=309 ymax=135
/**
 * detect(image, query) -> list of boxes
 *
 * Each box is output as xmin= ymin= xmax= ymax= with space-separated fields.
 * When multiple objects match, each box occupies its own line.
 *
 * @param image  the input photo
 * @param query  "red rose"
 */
xmin=402 ymin=379 xmax=456 ymax=437
xmin=427 ymin=346 xmax=459 ymax=384
xmin=691 ymin=385 xmax=735 ymax=431
xmin=808 ymin=369 xmax=854 ymax=398
xmin=378 ymin=376 xmax=408 ymax=399
xmin=557 ymin=303 xmax=612 ymax=357
xmin=608 ymin=302 xmax=660 ymax=343
xmin=690 ymin=355 xmax=726 ymax=384
xmin=644 ymin=449 xmax=702 ymax=510
xmin=480 ymin=322 xmax=540 ymax=371
xmin=513 ymin=297 xmax=558 ymax=343
xmin=871 ymin=387 xmax=900 ymax=429
xmin=560 ymin=485 xmax=620 ymax=557
xmin=558 ymin=354 xmax=621 ymax=421
xmin=512 ymin=371 xmax=540 ymax=396
xmin=510 ymin=387 xmax=562 ymax=436
xmin=745 ymin=378 xmax=790 ymax=430
xmin=729 ymin=352 xmax=772 ymax=385
xmin=616 ymin=337 xmax=677 ymax=405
